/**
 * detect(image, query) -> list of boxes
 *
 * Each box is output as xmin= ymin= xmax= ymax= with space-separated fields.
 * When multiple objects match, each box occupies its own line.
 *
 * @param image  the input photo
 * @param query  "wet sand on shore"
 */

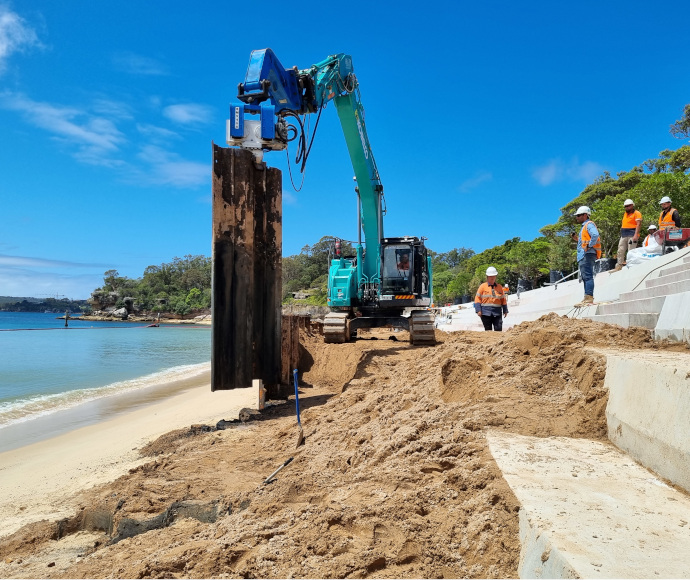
xmin=0 ymin=375 xmax=256 ymax=538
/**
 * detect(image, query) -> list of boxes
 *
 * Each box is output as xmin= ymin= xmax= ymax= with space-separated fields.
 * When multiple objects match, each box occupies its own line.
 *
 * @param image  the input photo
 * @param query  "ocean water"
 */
xmin=0 ymin=312 xmax=211 ymax=449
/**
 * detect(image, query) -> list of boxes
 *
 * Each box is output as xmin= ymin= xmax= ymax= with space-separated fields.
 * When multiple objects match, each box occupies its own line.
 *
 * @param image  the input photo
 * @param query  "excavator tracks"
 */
xmin=409 ymin=311 xmax=436 ymax=346
xmin=323 ymin=313 xmax=349 ymax=343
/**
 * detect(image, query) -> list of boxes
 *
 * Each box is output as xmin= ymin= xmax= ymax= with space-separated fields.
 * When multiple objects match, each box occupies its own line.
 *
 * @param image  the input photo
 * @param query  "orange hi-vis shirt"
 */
xmin=621 ymin=209 xmax=642 ymax=233
xmin=474 ymin=282 xmax=508 ymax=316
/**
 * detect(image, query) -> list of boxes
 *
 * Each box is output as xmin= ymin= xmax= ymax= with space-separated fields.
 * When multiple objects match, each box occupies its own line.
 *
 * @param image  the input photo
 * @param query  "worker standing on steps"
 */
xmin=571 ymin=206 xmax=601 ymax=308
xmin=613 ymin=199 xmax=642 ymax=271
xmin=474 ymin=266 xmax=508 ymax=331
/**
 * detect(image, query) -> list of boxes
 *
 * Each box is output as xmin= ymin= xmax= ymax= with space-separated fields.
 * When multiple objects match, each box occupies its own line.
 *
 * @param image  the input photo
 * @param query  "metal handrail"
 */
xmin=543 ymin=269 xmax=579 ymax=289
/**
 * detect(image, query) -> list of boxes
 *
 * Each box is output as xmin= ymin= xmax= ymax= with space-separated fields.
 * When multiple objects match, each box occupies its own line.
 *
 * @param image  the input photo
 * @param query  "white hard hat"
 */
xmin=486 ymin=266 xmax=498 ymax=276
xmin=624 ymin=199 xmax=634 ymax=206
xmin=659 ymin=196 xmax=672 ymax=204
xmin=648 ymin=224 xmax=657 ymax=230
xmin=575 ymin=206 xmax=591 ymax=216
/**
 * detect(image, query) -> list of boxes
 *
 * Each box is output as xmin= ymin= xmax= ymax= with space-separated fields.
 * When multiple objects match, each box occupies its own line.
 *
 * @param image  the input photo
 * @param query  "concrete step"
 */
xmin=659 ymin=260 xmax=690 ymax=278
xmin=619 ymin=278 xmax=690 ymax=301
xmin=584 ymin=312 xmax=659 ymax=329
xmin=595 ymin=295 xmax=666 ymax=315
xmin=646 ymin=268 xmax=690 ymax=288
xmin=488 ymin=432 xmax=690 ymax=579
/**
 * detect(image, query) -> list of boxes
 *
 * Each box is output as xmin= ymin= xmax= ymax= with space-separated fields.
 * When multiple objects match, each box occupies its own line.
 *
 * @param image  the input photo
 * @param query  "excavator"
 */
xmin=226 ymin=49 xmax=435 ymax=345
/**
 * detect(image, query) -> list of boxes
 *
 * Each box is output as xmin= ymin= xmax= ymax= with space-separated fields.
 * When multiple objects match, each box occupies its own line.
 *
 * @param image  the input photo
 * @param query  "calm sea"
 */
xmin=0 ymin=312 xmax=210 ymax=450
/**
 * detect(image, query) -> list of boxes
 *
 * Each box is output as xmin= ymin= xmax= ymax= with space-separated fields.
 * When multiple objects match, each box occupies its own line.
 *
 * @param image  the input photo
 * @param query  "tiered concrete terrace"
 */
xmin=443 ymin=246 xmax=690 ymax=578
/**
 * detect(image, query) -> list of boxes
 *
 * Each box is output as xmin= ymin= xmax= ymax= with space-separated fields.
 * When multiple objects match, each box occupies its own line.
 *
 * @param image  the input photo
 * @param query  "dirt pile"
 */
xmin=0 ymin=314 xmax=678 ymax=579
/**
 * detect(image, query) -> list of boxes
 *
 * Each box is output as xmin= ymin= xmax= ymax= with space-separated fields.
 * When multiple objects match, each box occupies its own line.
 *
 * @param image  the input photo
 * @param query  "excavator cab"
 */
xmin=380 ymin=237 xmax=430 ymax=302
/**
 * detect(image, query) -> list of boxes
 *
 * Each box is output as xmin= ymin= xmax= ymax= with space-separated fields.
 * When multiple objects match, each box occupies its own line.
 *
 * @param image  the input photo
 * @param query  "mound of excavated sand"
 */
xmin=0 ymin=314 xmax=683 ymax=579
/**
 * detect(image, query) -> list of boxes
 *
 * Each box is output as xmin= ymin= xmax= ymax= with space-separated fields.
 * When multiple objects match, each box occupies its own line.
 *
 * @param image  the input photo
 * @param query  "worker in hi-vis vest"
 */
xmin=613 ymin=198 xmax=642 ymax=271
xmin=474 ymin=266 xmax=508 ymax=331
xmin=571 ymin=206 xmax=601 ymax=308
xmin=658 ymin=196 xmax=681 ymax=230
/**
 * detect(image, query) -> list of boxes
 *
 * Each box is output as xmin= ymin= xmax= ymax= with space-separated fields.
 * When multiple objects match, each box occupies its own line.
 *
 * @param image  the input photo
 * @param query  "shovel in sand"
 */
xmin=293 ymin=368 xmax=304 ymax=447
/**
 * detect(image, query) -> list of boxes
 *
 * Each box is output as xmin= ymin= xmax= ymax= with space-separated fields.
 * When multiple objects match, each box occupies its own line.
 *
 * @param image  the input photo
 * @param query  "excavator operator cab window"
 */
xmin=382 ymin=245 xmax=413 ymax=294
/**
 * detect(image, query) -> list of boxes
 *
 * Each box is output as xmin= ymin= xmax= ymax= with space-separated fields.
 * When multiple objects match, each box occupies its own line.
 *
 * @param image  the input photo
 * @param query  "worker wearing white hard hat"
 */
xmin=613 ymin=199 xmax=642 ymax=272
xmin=474 ymin=266 xmax=508 ymax=331
xmin=658 ymin=196 xmax=681 ymax=230
xmin=570 ymin=206 xmax=600 ymax=307
xmin=643 ymin=224 xmax=659 ymax=248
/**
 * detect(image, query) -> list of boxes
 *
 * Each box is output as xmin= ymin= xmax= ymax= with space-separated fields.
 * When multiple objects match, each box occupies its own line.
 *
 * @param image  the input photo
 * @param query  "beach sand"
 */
xmin=0 ymin=373 xmax=256 ymax=538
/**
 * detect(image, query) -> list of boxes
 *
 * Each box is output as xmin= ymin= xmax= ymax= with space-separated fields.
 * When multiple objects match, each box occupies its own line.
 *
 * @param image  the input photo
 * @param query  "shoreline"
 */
xmin=0 ymin=374 xmax=257 ymax=539
xmin=76 ymin=314 xmax=212 ymax=325
xmin=0 ymin=365 xmax=211 ymax=453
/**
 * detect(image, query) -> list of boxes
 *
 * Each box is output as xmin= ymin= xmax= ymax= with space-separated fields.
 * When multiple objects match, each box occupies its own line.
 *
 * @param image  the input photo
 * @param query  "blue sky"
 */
xmin=1 ymin=1 xmax=688 ymax=299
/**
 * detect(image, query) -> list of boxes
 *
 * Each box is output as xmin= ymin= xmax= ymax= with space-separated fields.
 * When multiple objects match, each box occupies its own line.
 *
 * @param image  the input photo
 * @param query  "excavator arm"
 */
xmin=227 ymin=49 xmax=383 ymax=291
xmin=227 ymin=49 xmax=434 ymax=345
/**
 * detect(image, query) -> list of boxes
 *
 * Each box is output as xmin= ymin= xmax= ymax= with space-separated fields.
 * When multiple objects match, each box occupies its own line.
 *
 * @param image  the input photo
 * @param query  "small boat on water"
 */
xmin=146 ymin=323 xmax=159 ymax=328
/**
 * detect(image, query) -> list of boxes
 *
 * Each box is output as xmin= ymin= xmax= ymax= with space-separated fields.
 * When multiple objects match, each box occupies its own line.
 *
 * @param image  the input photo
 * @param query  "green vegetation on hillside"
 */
xmin=91 ymin=255 xmax=211 ymax=315
xmin=0 ymin=297 xmax=88 ymax=313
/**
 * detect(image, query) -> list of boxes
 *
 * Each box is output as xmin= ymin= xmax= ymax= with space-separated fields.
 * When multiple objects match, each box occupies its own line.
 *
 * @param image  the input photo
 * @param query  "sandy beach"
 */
xmin=0 ymin=373 xmax=256 ymax=539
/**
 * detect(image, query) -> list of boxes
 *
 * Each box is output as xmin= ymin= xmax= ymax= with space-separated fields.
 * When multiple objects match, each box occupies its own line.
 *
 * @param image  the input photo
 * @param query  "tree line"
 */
xmin=91 ymin=255 xmax=211 ymax=315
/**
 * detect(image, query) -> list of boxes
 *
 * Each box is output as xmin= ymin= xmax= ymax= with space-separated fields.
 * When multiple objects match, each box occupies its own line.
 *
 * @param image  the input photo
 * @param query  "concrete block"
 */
xmin=596 ymin=295 xmax=666 ymax=315
xmin=584 ymin=312 xmax=659 ymax=329
xmin=605 ymin=352 xmax=690 ymax=493
xmin=488 ymin=432 xmax=690 ymax=579
xmin=655 ymin=291 xmax=690 ymax=343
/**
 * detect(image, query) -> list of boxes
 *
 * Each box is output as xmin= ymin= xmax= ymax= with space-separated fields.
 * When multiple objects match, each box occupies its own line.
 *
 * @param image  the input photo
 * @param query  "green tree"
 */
xmin=506 ymin=238 xmax=551 ymax=288
xmin=546 ymin=234 xmax=576 ymax=273
xmin=670 ymin=104 xmax=690 ymax=140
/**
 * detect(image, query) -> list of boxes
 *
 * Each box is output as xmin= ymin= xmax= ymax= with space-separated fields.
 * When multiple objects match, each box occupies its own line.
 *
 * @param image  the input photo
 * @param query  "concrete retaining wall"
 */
xmin=605 ymin=351 xmax=690 ymax=493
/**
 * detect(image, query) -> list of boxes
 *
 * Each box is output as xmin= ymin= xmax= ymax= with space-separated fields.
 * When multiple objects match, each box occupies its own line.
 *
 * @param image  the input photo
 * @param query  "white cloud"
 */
xmin=532 ymin=157 xmax=606 ymax=186
xmin=0 ymin=91 xmax=126 ymax=165
xmin=459 ymin=171 xmax=493 ymax=193
xmin=92 ymin=98 xmax=134 ymax=120
xmin=112 ymin=51 xmax=169 ymax=76
xmin=0 ymin=254 xmax=106 ymax=269
xmin=283 ymin=191 xmax=297 ymax=205
xmin=136 ymin=123 xmax=180 ymax=142
xmin=134 ymin=144 xmax=208 ymax=188
xmin=163 ymin=103 xmax=213 ymax=125
xmin=0 ymin=255 xmax=111 ymax=300
xmin=533 ymin=160 xmax=563 ymax=186
xmin=0 ymin=5 xmax=41 ymax=74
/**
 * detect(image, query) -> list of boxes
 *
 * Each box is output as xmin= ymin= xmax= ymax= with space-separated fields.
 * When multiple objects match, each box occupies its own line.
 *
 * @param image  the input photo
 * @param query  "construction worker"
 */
xmin=642 ymin=224 xmax=658 ymax=248
xmin=613 ymin=199 xmax=642 ymax=271
xmin=658 ymin=196 xmax=681 ymax=230
xmin=397 ymin=252 xmax=410 ymax=271
xmin=474 ymin=266 xmax=508 ymax=331
xmin=571 ymin=206 xmax=601 ymax=308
